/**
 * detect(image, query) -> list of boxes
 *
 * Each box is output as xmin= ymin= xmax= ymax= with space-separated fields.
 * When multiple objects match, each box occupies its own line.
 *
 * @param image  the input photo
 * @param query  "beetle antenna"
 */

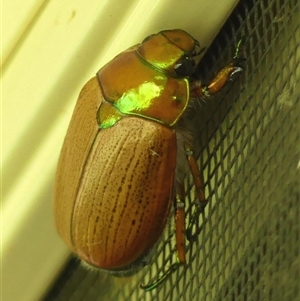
xmin=140 ymin=263 xmax=180 ymax=291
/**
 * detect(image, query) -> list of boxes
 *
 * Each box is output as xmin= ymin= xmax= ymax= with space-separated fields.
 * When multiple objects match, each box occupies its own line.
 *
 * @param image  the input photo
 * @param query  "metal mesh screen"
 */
xmin=44 ymin=0 xmax=300 ymax=300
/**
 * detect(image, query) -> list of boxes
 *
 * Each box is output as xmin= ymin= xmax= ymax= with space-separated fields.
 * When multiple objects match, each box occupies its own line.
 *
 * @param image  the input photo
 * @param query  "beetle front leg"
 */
xmin=191 ymin=37 xmax=245 ymax=99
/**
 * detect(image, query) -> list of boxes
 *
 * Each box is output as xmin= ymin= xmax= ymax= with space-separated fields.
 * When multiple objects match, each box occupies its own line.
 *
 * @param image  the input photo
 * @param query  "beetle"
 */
xmin=53 ymin=29 xmax=244 ymax=290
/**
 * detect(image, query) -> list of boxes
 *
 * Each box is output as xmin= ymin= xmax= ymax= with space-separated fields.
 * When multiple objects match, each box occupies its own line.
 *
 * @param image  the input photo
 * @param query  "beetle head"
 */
xmin=138 ymin=29 xmax=200 ymax=78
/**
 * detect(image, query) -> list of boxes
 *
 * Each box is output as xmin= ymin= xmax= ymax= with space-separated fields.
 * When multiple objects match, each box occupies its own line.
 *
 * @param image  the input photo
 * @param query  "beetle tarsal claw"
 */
xmin=140 ymin=263 xmax=180 ymax=291
xmin=229 ymin=67 xmax=244 ymax=80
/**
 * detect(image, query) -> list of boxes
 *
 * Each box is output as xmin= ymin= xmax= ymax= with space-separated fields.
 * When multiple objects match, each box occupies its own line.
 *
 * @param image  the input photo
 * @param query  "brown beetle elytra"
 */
xmin=53 ymin=29 xmax=244 ymax=290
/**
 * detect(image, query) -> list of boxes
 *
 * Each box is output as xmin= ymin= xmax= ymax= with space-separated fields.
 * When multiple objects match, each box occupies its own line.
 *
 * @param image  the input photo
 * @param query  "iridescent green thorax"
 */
xmin=97 ymin=29 xmax=196 ymax=129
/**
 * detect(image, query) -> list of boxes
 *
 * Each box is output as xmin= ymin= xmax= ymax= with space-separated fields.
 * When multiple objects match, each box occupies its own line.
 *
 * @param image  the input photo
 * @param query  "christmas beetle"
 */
xmin=53 ymin=29 xmax=244 ymax=290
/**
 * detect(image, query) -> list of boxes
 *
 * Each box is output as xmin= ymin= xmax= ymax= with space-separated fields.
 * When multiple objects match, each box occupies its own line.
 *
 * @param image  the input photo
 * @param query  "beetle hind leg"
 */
xmin=140 ymin=144 xmax=208 ymax=291
xmin=140 ymin=143 xmax=208 ymax=290
xmin=140 ymin=181 xmax=188 ymax=291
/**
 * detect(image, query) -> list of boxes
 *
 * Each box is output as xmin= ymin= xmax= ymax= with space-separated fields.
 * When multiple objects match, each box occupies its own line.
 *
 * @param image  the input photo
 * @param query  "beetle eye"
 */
xmin=174 ymin=58 xmax=195 ymax=77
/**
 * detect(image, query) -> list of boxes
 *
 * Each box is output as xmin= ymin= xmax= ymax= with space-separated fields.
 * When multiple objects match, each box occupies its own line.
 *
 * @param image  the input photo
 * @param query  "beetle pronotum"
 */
xmin=53 ymin=29 xmax=244 ymax=290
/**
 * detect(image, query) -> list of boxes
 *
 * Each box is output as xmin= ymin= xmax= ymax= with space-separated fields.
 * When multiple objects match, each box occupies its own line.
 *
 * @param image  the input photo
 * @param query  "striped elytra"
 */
xmin=53 ymin=29 xmax=196 ymax=273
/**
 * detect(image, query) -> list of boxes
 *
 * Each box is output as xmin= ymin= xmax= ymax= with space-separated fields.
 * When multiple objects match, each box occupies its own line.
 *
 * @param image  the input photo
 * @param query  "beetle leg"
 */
xmin=184 ymin=142 xmax=207 ymax=241
xmin=191 ymin=37 xmax=245 ymax=99
xmin=184 ymin=143 xmax=206 ymax=205
xmin=140 ymin=142 xmax=212 ymax=291
xmin=174 ymin=180 xmax=187 ymax=264
xmin=140 ymin=182 xmax=187 ymax=291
